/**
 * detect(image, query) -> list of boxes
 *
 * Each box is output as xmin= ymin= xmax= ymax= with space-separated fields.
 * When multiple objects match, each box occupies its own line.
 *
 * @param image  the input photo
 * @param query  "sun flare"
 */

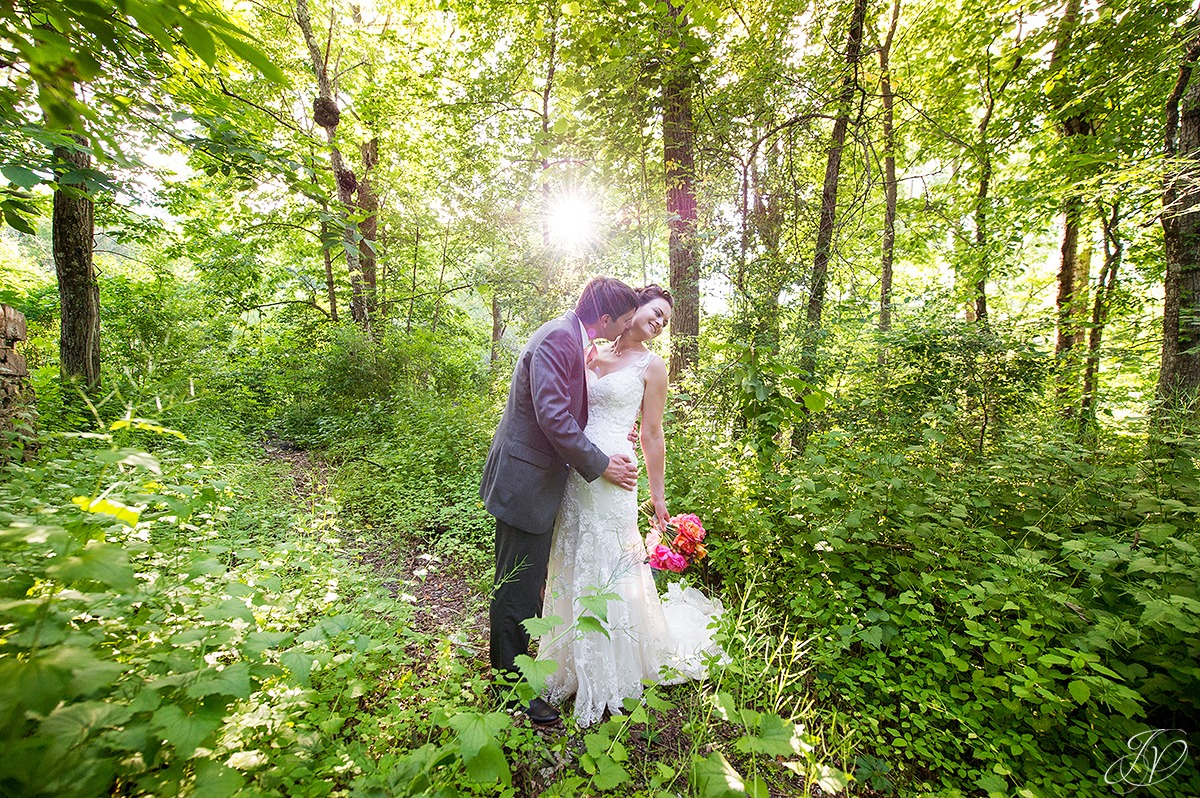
xmin=545 ymin=192 xmax=598 ymax=251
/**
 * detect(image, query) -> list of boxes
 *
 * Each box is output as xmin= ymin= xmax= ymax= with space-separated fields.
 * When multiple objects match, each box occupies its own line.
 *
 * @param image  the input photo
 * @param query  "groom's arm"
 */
xmin=528 ymin=328 xmax=612 ymax=482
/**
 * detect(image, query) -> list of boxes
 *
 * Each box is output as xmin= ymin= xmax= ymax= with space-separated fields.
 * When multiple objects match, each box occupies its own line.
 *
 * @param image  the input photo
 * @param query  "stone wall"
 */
xmin=1 ymin=304 xmax=36 ymax=455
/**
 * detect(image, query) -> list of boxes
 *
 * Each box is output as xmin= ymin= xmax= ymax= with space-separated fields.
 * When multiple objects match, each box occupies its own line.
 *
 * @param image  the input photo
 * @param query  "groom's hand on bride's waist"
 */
xmin=602 ymin=454 xmax=638 ymax=490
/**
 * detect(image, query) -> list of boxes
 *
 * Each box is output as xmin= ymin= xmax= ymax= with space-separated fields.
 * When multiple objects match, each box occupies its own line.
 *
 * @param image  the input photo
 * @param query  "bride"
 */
xmin=537 ymin=284 xmax=724 ymax=727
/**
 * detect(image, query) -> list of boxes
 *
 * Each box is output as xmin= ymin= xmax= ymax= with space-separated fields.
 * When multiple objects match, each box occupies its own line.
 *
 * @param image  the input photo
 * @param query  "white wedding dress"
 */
xmin=538 ymin=351 xmax=725 ymax=727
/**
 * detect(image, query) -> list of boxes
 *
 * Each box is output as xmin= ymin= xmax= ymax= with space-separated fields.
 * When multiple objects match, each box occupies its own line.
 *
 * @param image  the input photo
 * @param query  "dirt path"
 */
xmin=262 ymin=440 xmax=489 ymax=658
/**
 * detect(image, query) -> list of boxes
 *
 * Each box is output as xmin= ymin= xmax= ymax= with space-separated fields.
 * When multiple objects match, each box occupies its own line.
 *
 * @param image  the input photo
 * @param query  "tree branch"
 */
xmin=240 ymin=299 xmax=332 ymax=319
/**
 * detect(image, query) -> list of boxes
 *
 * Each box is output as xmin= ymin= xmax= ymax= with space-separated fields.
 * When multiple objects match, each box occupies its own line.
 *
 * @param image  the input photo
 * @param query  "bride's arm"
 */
xmin=640 ymin=356 xmax=670 ymax=528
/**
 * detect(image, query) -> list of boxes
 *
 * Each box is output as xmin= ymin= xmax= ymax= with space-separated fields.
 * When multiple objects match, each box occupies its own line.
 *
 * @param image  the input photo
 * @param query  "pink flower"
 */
xmin=646 ymin=526 xmax=662 ymax=550
xmin=663 ymin=550 xmax=688 ymax=572
xmin=645 ymin=511 xmax=709 ymax=572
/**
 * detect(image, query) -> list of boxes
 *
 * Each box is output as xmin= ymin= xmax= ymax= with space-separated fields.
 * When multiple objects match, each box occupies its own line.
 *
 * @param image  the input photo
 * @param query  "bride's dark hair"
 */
xmin=636 ymin=284 xmax=674 ymax=308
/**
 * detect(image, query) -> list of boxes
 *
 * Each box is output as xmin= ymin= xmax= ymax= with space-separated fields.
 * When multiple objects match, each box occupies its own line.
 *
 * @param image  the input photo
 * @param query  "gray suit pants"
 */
xmin=490 ymin=518 xmax=554 ymax=679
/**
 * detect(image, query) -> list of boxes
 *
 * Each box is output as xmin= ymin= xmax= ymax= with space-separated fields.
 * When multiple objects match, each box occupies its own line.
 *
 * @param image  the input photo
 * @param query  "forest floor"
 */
xmin=259 ymin=440 xmax=837 ymax=797
xmin=262 ymin=439 xmax=488 ymax=655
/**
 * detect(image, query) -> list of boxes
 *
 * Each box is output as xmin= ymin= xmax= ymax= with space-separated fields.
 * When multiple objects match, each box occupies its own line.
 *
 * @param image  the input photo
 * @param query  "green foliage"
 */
xmin=671 ymin=394 xmax=1200 ymax=795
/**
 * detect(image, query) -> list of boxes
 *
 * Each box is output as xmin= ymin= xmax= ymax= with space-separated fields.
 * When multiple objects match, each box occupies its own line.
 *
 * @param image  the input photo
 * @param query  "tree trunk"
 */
xmin=53 ymin=142 xmax=99 ymax=389
xmin=1049 ymin=0 xmax=1089 ymax=414
xmin=1080 ymin=204 xmax=1121 ymax=431
xmin=359 ymin=136 xmax=380 ymax=329
xmin=973 ymin=155 xmax=991 ymax=326
xmin=663 ymin=0 xmax=700 ymax=381
xmin=799 ymin=0 xmax=868 ymax=383
xmin=878 ymin=0 xmax=901 ymax=342
xmin=296 ymin=0 xmax=369 ymax=333
xmin=491 ymin=293 xmax=504 ymax=365
xmin=539 ymin=8 xmax=558 ymax=253
xmin=407 ymin=224 xmax=419 ymax=334
xmin=1160 ymin=42 xmax=1200 ymax=408
xmin=431 ymin=231 xmax=448 ymax=334
xmin=969 ymin=46 xmax=1018 ymax=328
xmin=320 ymin=215 xmax=338 ymax=322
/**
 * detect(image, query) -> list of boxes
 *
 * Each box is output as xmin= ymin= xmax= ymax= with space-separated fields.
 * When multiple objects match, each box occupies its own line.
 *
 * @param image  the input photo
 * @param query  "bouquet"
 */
xmin=645 ymin=512 xmax=708 ymax=573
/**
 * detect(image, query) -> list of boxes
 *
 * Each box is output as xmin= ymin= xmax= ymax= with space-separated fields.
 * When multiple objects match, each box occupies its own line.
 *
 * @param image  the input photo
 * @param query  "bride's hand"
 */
xmin=651 ymin=497 xmax=669 ymax=529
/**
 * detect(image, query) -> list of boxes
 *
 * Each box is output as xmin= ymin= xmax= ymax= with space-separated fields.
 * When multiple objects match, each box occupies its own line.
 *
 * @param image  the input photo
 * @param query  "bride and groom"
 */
xmin=480 ymin=277 xmax=722 ymax=727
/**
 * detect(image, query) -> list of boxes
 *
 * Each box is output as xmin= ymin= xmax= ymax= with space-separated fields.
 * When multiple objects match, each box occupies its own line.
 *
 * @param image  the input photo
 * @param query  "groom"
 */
xmin=481 ymin=277 xmax=640 ymax=723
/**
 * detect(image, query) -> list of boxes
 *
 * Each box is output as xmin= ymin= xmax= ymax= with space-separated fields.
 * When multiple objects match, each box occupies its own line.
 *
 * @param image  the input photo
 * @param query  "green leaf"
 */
xmin=0 ymin=655 xmax=72 ymax=716
xmin=39 ymin=701 xmax=131 ymax=754
xmin=47 ymin=542 xmax=136 ymax=589
xmin=746 ymin=776 xmax=770 ymax=798
xmin=514 ymin=655 xmax=558 ymax=694
xmin=187 ymin=559 xmax=227 ymax=579
xmin=178 ymin=15 xmax=217 ymax=65
xmin=575 ymin=615 xmax=610 ymax=639
xmin=244 ymin=631 xmax=294 ymax=657
xmin=281 ymin=650 xmax=315 ymax=686
xmin=212 ymin=30 xmax=289 ymax=84
xmin=462 ymin=740 xmax=511 ymax=786
xmin=2 ymin=205 xmax=38 ymax=235
xmin=520 ymin=614 xmax=563 ymax=637
xmin=187 ymin=662 xmax=251 ymax=700
xmin=561 ymin=1 xmax=581 ymax=15
xmin=193 ymin=760 xmax=246 ymax=798
xmin=1068 ymin=680 xmax=1090 ymax=704
xmin=712 ymin=691 xmax=739 ymax=722
xmin=977 ymin=773 xmax=1007 ymax=796
xmin=2 ymin=165 xmax=41 ymax=189
xmin=445 ymin=710 xmax=510 ymax=760
xmin=577 ymin=590 xmax=620 ymax=623
xmin=96 ymin=448 xmax=161 ymax=473
xmin=736 ymin=713 xmax=808 ymax=757
xmin=150 ymin=704 xmax=223 ymax=757
xmin=692 ymin=751 xmax=744 ymax=798
xmin=591 ymin=752 xmax=630 ymax=790
xmin=859 ymin=625 xmax=883 ymax=649
xmin=108 ymin=417 xmax=187 ymax=439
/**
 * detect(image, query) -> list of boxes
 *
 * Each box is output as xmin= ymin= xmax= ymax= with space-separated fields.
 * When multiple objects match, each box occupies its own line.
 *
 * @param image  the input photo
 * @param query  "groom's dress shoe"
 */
xmin=526 ymin=698 xmax=561 ymax=724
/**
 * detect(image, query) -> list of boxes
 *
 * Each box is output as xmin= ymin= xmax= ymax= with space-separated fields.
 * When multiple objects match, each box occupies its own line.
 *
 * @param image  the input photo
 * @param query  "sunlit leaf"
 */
xmin=514 ymin=654 xmax=558 ymax=694
xmin=445 ymin=710 xmax=510 ymax=760
xmin=691 ymin=751 xmax=744 ymax=798
xmin=575 ymin=615 xmax=610 ymax=639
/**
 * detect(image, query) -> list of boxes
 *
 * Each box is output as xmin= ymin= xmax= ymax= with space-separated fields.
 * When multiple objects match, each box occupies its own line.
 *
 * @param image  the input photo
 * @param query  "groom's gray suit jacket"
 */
xmin=480 ymin=311 xmax=610 ymax=535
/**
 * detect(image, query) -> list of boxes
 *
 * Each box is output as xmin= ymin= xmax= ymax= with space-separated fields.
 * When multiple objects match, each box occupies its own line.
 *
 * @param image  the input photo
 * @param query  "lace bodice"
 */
xmin=583 ymin=352 xmax=654 ymax=458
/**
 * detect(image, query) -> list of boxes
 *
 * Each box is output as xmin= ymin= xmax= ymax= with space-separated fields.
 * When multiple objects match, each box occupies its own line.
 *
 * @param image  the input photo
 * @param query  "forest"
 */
xmin=1 ymin=0 xmax=1199 ymax=796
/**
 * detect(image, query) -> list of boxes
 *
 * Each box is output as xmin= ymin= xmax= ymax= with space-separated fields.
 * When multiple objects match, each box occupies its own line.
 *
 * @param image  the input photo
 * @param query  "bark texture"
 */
xmin=663 ymin=0 xmax=700 ymax=381
xmin=53 ymin=143 xmax=99 ymax=389
xmin=1160 ymin=54 xmax=1200 ymax=407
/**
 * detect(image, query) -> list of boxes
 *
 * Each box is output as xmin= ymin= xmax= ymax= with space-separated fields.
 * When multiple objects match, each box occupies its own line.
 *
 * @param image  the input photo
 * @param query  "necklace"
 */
xmin=611 ymin=337 xmax=645 ymax=358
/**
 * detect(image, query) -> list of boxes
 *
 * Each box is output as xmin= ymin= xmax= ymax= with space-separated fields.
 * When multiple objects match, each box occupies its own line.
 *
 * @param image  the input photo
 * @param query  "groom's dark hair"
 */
xmin=575 ymin=277 xmax=638 ymax=325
